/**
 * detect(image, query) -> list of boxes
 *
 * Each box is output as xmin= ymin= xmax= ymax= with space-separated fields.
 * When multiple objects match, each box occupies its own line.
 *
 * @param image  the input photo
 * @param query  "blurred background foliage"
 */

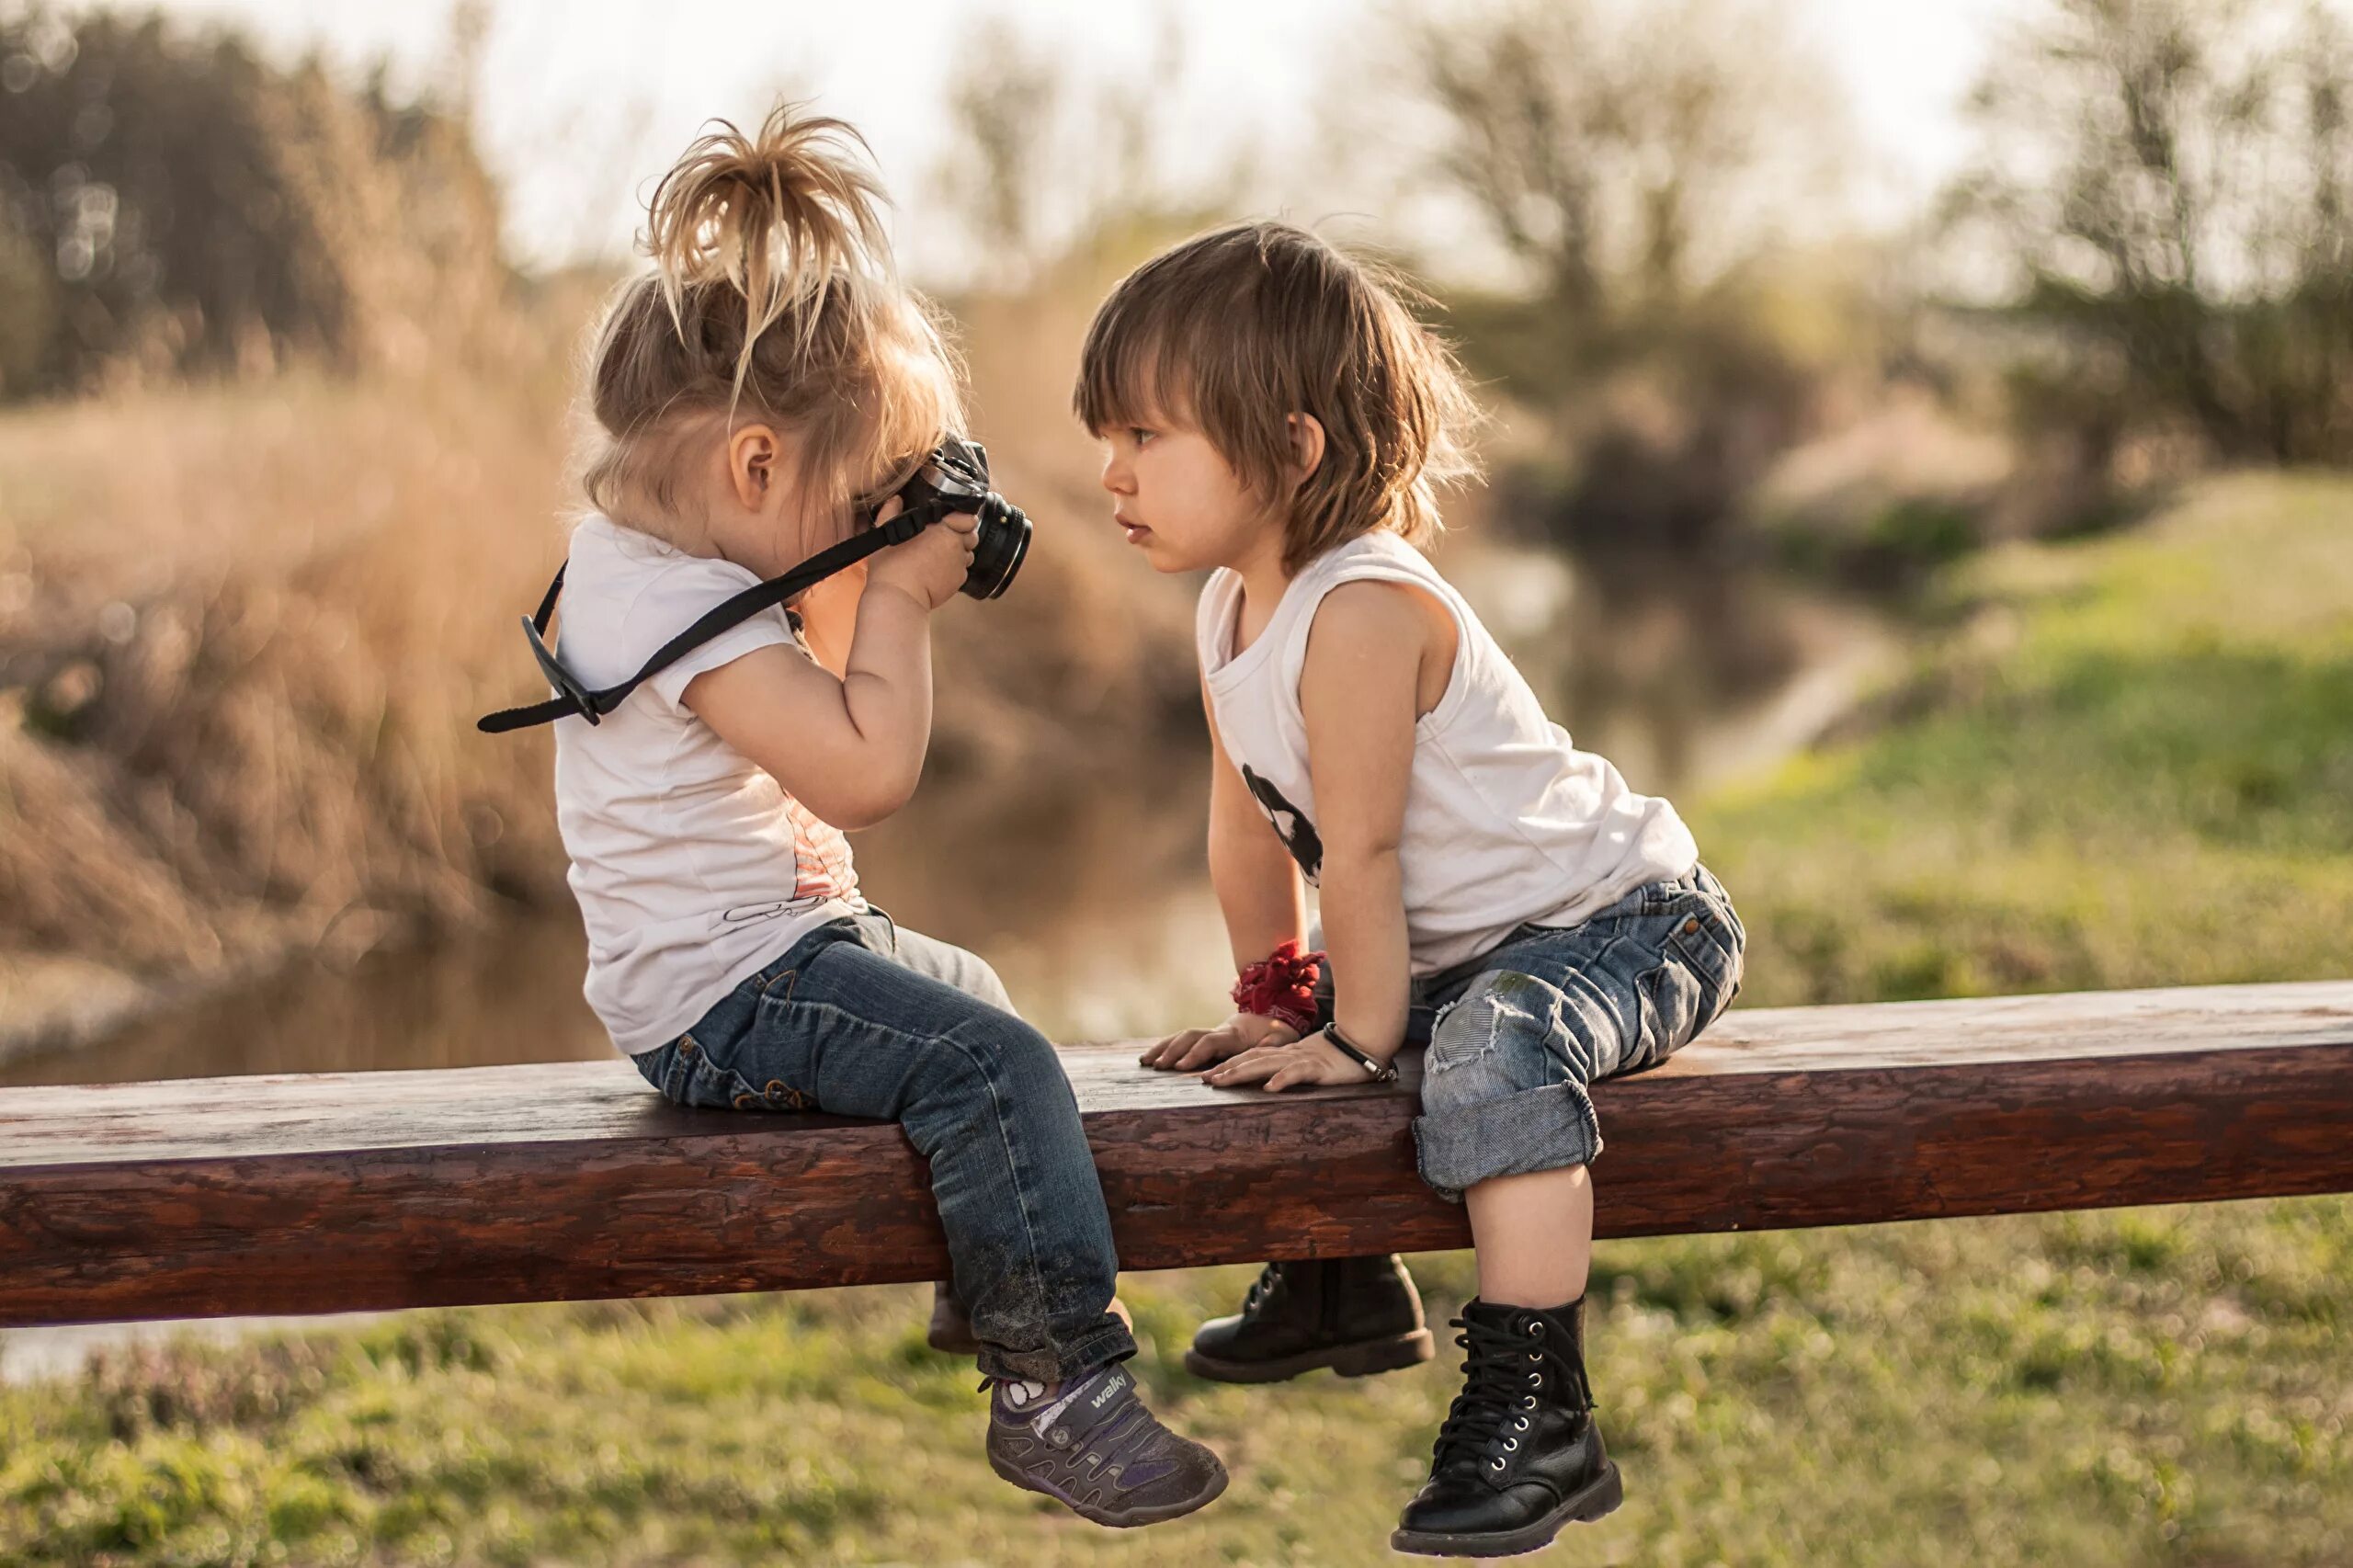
xmin=1 ymin=0 xmax=2348 ymax=1559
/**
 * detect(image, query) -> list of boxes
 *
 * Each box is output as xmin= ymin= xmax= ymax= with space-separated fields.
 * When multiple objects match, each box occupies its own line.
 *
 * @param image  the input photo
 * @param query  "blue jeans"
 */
xmin=1378 ymin=865 xmax=1745 ymax=1199
xmin=630 ymin=911 xmax=1136 ymax=1383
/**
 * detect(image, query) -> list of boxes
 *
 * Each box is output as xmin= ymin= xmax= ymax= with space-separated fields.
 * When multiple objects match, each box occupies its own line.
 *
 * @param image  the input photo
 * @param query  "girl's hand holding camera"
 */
xmin=679 ymin=496 xmax=976 ymax=834
xmin=866 ymin=496 xmax=980 ymax=612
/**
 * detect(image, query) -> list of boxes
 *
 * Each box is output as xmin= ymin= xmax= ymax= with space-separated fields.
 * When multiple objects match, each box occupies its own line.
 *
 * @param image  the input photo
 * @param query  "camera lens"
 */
xmin=961 ymin=494 xmax=1031 ymax=600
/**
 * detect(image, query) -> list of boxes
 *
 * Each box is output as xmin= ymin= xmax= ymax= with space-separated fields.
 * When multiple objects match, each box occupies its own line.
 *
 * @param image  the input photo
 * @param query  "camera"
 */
xmin=866 ymin=436 xmax=1032 ymax=600
xmin=481 ymin=434 xmax=1032 ymax=733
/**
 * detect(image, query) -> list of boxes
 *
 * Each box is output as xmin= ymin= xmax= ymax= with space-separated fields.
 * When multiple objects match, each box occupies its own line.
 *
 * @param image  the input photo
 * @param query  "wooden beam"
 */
xmin=3 ymin=982 xmax=2350 ymax=1327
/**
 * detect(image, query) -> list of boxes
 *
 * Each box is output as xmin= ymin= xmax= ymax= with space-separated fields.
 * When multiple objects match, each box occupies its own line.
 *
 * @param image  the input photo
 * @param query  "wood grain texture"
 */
xmin=4 ymin=982 xmax=2350 ymax=1326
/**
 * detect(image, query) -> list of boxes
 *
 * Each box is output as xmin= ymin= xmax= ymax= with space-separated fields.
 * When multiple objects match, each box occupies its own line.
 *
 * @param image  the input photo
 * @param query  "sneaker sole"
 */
xmin=1183 ymin=1327 xmax=1435 ymax=1384
xmin=1388 ymin=1461 xmax=1623 ymax=1558
xmin=988 ymin=1449 xmax=1230 ymax=1528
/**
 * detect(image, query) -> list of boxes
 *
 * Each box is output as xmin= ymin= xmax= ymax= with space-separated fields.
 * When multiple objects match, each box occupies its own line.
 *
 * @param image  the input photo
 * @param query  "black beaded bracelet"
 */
xmin=1321 ymin=1022 xmax=1400 ymax=1084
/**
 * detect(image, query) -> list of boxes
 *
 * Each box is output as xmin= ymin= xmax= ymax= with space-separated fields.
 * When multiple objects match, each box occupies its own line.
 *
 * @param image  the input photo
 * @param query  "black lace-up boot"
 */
xmin=1184 ymin=1255 xmax=1434 ymax=1383
xmin=1391 ymin=1296 xmax=1620 ymax=1558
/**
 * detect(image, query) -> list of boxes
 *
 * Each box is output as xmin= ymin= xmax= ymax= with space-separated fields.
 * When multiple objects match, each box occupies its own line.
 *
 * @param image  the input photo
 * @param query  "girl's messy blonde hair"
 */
xmin=1074 ymin=221 xmax=1483 ymax=574
xmin=579 ymin=105 xmax=963 ymax=536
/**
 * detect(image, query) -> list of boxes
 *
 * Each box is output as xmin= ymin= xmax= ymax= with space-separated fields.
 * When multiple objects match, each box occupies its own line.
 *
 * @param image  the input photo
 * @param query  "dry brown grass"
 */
xmin=0 ymin=274 xmax=1200 ymax=1052
xmin=0 ymin=366 xmax=574 ymax=1017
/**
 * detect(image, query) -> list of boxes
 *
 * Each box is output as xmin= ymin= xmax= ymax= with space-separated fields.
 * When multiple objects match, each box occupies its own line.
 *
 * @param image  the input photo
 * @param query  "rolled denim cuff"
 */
xmin=1412 ymin=1080 xmax=1604 ymax=1202
xmin=977 ymin=1314 xmax=1137 ymax=1385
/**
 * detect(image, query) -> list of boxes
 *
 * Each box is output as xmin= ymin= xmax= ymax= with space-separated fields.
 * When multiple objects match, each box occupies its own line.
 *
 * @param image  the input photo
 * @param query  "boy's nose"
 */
xmin=1099 ymin=450 xmax=1133 ymax=494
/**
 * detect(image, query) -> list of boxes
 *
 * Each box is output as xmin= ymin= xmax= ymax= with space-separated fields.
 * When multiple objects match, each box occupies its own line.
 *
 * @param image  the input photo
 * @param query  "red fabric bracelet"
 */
xmin=1232 ymin=939 xmax=1325 ymax=1037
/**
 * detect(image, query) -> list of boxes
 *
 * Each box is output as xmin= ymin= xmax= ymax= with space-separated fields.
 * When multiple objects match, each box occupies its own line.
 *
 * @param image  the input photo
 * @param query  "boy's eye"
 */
xmin=1131 ymin=426 xmax=1154 ymax=447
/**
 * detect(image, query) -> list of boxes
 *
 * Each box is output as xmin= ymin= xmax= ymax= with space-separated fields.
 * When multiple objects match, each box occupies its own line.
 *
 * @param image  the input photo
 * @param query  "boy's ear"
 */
xmin=1286 ymin=413 xmax=1326 ymax=484
xmin=727 ymin=423 xmax=781 ymax=512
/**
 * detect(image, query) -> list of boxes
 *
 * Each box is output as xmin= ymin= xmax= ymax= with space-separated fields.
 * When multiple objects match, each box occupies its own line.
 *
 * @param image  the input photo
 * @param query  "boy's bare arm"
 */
xmin=1205 ymin=678 xmax=1308 ymax=964
xmin=1292 ymin=583 xmax=1418 ymax=1054
xmin=1137 ymin=678 xmax=1309 ymax=1071
xmin=1206 ymin=581 xmax=1423 ymax=1093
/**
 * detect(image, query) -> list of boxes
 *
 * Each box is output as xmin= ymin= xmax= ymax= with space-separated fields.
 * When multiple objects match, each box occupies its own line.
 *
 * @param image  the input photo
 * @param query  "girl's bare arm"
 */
xmin=682 ymin=509 xmax=975 ymax=831
xmin=791 ymin=559 xmax=867 ymax=678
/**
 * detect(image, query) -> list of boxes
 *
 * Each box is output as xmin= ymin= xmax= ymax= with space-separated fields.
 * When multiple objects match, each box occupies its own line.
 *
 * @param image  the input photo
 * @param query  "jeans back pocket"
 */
xmin=640 ymin=1034 xmax=812 ymax=1111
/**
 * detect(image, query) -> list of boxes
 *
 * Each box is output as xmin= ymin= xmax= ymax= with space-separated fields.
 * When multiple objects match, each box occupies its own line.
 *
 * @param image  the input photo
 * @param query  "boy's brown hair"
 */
xmin=1074 ymin=221 xmax=1482 ymax=571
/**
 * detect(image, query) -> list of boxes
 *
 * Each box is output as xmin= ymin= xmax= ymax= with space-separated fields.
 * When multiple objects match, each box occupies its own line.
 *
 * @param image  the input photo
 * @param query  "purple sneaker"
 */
xmin=985 ymin=1364 xmax=1228 ymax=1528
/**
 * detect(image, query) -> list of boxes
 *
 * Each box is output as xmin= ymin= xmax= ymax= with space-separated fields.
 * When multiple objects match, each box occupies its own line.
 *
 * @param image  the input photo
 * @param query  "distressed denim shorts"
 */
xmin=1398 ymin=864 xmax=1745 ymax=1200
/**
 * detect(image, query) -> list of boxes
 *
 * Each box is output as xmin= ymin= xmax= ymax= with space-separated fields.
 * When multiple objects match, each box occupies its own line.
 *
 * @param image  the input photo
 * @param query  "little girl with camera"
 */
xmin=509 ymin=105 xmax=1224 ymax=1528
xmin=1081 ymin=222 xmax=1746 ymax=1557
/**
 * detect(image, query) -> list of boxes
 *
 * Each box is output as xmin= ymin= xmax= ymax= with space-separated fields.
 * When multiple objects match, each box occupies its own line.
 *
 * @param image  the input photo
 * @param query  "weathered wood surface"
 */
xmin=3 ymin=982 xmax=2350 ymax=1327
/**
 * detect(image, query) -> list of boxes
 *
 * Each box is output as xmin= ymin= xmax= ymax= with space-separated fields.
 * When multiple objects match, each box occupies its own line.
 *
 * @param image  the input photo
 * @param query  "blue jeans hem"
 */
xmin=1412 ymin=1080 xmax=1604 ymax=1201
xmin=979 ymin=1318 xmax=1138 ymax=1384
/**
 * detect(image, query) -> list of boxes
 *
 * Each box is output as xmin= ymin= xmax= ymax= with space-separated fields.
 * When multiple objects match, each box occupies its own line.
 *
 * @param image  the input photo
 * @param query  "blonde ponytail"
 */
xmin=579 ymin=102 xmax=963 ymax=534
xmin=643 ymin=110 xmax=891 ymax=399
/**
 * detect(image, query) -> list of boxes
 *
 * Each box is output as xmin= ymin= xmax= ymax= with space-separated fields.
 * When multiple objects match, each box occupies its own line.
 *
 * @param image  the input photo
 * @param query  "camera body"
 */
xmin=483 ymin=435 xmax=1033 ymax=734
xmin=869 ymin=436 xmax=1032 ymax=600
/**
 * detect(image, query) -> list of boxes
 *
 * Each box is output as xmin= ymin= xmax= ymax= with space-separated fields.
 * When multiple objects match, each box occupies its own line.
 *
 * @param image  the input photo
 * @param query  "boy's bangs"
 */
xmin=1075 ymin=219 xmax=1483 ymax=571
xmin=1075 ymin=309 xmax=1194 ymax=436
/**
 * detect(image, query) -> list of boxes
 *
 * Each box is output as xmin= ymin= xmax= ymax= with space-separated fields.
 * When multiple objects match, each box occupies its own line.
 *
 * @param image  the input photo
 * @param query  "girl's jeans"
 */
xmin=630 ymin=910 xmax=1135 ymax=1384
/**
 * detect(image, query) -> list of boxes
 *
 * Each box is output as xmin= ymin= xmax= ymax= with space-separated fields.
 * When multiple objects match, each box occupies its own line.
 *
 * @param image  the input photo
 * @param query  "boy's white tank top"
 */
xmin=1197 ymin=530 xmax=1699 ymax=977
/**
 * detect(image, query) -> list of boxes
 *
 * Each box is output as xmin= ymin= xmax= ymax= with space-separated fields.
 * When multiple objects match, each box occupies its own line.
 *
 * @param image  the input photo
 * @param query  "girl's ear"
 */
xmin=727 ymin=422 xmax=782 ymax=512
xmin=1286 ymin=413 xmax=1326 ymax=484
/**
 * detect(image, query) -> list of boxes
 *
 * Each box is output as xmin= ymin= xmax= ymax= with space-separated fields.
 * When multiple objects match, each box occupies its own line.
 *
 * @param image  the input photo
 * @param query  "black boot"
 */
xmin=926 ymin=1281 xmax=976 ymax=1355
xmin=1184 ymin=1255 xmax=1434 ymax=1383
xmin=1391 ymin=1296 xmax=1621 ymax=1558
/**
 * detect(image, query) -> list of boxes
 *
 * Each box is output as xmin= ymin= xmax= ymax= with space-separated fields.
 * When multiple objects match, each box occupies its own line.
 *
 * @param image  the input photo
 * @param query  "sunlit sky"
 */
xmin=144 ymin=0 xmax=2029 ymax=277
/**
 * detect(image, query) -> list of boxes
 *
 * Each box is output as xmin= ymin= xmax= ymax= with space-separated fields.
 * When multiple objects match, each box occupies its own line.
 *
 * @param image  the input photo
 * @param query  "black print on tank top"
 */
xmin=1242 ymin=765 xmax=1324 ymax=882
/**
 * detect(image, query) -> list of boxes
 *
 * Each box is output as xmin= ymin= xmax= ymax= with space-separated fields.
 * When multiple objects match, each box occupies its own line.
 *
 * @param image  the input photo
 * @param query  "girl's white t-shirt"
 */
xmin=551 ymin=514 xmax=863 ymax=1056
xmin=1197 ymin=529 xmax=1698 ymax=977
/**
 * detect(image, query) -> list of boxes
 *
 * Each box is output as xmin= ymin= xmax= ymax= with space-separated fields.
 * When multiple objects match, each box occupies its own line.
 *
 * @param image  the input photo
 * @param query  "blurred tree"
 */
xmin=1397 ymin=0 xmax=1857 ymax=555
xmin=926 ymin=4 xmax=1239 ymax=296
xmin=1414 ymin=0 xmax=1831 ymax=321
xmin=1945 ymin=0 xmax=2353 ymax=465
xmin=933 ymin=16 xmax=1067 ymax=288
xmin=0 ymin=5 xmax=507 ymax=400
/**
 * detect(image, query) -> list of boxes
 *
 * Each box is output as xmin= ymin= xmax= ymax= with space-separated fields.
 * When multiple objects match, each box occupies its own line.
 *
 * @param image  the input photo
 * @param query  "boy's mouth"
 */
xmin=1116 ymin=514 xmax=1153 ymax=545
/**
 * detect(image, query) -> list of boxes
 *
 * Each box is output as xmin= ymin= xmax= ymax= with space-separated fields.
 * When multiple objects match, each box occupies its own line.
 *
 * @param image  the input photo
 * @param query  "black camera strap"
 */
xmin=475 ymin=506 xmax=929 ymax=734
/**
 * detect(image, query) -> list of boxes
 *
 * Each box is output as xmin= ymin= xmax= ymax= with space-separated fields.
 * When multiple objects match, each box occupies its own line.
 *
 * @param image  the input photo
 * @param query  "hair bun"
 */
xmin=643 ymin=104 xmax=894 ymax=383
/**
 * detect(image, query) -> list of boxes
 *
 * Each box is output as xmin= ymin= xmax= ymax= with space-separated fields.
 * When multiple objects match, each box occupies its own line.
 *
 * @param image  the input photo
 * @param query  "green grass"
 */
xmin=6 ymin=472 xmax=2350 ymax=1566
xmin=5 ymin=1210 xmax=2347 ymax=1567
xmin=1703 ymin=471 xmax=2353 ymax=1006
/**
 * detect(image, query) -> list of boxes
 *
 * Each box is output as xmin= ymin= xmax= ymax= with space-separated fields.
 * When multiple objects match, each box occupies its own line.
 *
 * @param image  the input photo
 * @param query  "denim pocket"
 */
xmin=653 ymin=1033 xmax=813 ymax=1112
xmin=1665 ymin=903 xmax=1737 ymax=982
xmin=1632 ymin=954 xmax=1709 ymax=1069
xmin=668 ymin=1035 xmax=747 ymax=1108
xmin=1661 ymin=902 xmax=1742 ymax=1040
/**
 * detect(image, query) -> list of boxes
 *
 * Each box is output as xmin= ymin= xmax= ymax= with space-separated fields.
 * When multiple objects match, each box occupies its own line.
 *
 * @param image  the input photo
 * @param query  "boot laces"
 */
xmin=1431 ymin=1314 xmax=1547 ymax=1472
xmin=1241 ymin=1262 xmax=1283 ymax=1315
